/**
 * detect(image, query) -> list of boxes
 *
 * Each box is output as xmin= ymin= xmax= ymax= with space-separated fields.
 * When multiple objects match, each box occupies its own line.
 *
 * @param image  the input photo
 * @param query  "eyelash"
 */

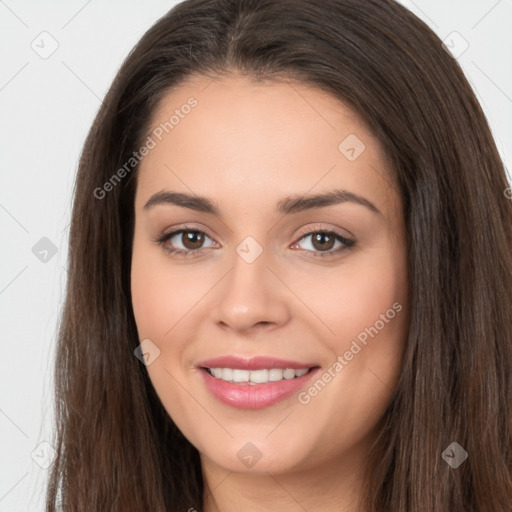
xmin=153 ymin=225 xmax=355 ymax=260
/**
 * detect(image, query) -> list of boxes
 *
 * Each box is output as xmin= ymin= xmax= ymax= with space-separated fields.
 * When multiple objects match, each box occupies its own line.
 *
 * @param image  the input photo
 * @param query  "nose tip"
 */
xmin=212 ymin=255 xmax=290 ymax=334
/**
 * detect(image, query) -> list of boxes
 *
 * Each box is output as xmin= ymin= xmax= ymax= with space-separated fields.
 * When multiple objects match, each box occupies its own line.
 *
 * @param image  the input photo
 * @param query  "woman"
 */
xmin=46 ymin=0 xmax=512 ymax=510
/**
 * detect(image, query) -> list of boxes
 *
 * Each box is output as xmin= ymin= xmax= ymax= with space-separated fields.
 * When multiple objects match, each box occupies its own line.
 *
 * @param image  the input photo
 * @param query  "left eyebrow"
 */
xmin=276 ymin=189 xmax=381 ymax=216
xmin=143 ymin=188 xmax=381 ymax=216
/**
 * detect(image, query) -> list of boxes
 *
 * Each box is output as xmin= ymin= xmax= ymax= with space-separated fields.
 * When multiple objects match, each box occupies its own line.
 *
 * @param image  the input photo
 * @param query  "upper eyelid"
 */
xmin=294 ymin=223 xmax=354 ymax=240
xmin=160 ymin=224 xmax=215 ymax=240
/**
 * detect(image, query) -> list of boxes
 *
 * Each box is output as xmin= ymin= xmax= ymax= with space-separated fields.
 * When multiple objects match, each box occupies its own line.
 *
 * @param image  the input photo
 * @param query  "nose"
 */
xmin=212 ymin=247 xmax=291 ymax=334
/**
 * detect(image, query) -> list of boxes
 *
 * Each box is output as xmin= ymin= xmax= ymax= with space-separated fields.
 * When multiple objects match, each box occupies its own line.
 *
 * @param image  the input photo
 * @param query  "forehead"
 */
xmin=135 ymin=74 xmax=396 ymax=214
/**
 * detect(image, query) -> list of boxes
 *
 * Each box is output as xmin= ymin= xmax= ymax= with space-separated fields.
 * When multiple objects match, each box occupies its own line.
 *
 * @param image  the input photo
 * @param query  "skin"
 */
xmin=131 ymin=73 xmax=409 ymax=512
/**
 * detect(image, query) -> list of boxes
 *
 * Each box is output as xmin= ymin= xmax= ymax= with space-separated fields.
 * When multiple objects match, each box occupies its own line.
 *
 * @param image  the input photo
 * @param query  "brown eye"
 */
xmin=311 ymin=232 xmax=335 ymax=251
xmin=155 ymin=228 xmax=217 ymax=257
xmin=292 ymin=229 xmax=355 ymax=258
xmin=181 ymin=230 xmax=204 ymax=249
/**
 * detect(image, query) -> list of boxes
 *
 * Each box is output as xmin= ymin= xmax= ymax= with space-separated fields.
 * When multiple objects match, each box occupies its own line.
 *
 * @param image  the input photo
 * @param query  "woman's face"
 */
xmin=131 ymin=74 xmax=408 ymax=477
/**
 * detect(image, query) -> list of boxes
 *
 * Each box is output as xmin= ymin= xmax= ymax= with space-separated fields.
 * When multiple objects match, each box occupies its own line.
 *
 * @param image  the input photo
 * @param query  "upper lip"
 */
xmin=196 ymin=356 xmax=318 ymax=371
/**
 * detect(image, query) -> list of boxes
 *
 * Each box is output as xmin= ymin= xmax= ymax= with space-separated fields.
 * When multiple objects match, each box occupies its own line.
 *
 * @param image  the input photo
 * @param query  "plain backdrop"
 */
xmin=0 ymin=0 xmax=511 ymax=510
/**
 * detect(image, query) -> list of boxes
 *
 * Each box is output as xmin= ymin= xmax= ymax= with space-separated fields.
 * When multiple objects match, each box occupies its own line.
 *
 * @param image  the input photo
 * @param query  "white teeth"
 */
xmin=222 ymin=368 xmax=233 ymax=381
xmin=250 ymin=369 xmax=268 ymax=383
xmin=283 ymin=368 xmax=296 ymax=379
xmin=207 ymin=367 xmax=311 ymax=384
xmin=232 ymin=369 xmax=249 ymax=382
xmin=268 ymin=369 xmax=283 ymax=381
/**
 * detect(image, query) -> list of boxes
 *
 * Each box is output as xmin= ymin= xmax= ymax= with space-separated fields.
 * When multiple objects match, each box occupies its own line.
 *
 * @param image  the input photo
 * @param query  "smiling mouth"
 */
xmin=201 ymin=367 xmax=318 ymax=385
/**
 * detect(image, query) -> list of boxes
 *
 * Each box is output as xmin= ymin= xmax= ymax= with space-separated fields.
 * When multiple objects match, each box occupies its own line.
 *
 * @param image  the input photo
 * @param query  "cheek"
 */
xmin=131 ymin=258 xmax=175 ymax=340
xmin=336 ymin=248 xmax=408 ymax=378
xmin=338 ymin=257 xmax=404 ymax=338
xmin=290 ymin=246 xmax=407 ymax=349
xmin=291 ymin=244 xmax=408 ymax=406
xmin=286 ymin=251 xmax=407 ymax=462
xmin=130 ymin=239 xmax=205 ymax=441
xmin=130 ymin=236 xmax=210 ymax=340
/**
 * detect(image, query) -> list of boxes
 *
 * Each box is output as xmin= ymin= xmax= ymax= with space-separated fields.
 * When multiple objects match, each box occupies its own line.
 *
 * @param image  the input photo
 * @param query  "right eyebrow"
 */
xmin=143 ymin=191 xmax=219 ymax=214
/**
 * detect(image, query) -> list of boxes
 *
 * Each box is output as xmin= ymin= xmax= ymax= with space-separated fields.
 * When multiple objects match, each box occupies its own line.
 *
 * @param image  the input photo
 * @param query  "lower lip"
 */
xmin=198 ymin=367 xmax=320 ymax=409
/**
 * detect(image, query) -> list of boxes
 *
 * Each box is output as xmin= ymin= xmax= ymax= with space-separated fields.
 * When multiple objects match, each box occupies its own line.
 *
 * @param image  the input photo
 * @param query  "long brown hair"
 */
xmin=46 ymin=0 xmax=512 ymax=510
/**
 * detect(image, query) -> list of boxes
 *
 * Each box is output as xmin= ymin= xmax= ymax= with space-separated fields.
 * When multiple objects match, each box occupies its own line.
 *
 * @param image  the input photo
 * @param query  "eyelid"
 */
xmin=293 ymin=223 xmax=355 ymax=240
xmin=156 ymin=223 xmax=218 ymax=243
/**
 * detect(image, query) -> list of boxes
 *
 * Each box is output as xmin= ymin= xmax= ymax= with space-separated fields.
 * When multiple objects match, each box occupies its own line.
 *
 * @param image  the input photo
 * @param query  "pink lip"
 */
xmin=196 ymin=356 xmax=320 ymax=410
xmin=196 ymin=355 xmax=316 ymax=370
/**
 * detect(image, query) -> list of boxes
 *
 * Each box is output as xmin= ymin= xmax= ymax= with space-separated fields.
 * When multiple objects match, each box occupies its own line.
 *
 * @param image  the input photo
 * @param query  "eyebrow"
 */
xmin=143 ymin=189 xmax=381 ymax=216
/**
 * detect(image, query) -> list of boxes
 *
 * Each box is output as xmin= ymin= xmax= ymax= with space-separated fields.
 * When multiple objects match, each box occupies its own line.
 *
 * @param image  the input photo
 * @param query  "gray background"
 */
xmin=1 ymin=0 xmax=511 ymax=510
